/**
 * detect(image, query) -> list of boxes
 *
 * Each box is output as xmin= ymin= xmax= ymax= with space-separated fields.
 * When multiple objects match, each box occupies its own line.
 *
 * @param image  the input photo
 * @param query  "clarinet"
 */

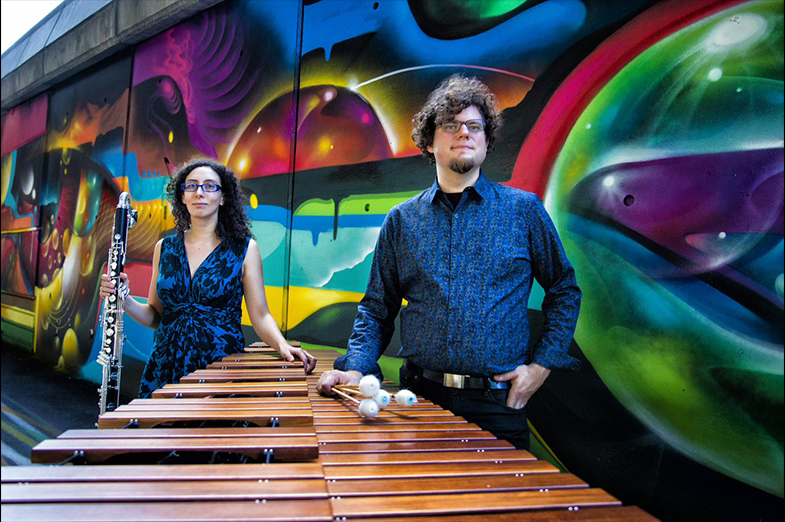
xmin=97 ymin=192 xmax=138 ymax=416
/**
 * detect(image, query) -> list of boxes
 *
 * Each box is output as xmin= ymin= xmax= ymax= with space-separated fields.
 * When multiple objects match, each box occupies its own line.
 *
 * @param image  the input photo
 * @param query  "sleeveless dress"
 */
xmin=138 ymin=233 xmax=250 ymax=398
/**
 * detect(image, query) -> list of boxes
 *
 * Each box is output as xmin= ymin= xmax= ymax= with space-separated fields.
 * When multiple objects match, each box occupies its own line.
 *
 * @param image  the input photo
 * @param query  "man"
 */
xmin=316 ymin=74 xmax=581 ymax=449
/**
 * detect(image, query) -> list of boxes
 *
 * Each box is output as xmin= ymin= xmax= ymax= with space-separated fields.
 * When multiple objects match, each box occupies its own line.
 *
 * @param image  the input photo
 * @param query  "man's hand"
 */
xmin=493 ymin=363 xmax=551 ymax=409
xmin=316 ymin=369 xmax=363 ymax=395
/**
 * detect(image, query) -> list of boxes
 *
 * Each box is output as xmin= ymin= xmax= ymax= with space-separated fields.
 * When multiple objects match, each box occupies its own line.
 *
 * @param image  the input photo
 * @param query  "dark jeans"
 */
xmin=400 ymin=364 xmax=530 ymax=450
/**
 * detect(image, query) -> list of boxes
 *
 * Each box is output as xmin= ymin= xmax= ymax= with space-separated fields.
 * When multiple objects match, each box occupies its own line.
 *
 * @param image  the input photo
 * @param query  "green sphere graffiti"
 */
xmin=549 ymin=1 xmax=783 ymax=496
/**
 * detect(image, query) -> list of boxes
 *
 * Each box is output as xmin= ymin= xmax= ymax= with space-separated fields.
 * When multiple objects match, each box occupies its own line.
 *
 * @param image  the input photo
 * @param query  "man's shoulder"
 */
xmin=390 ymin=188 xmax=432 ymax=214
xmin=484 ymin=178 xmax=540 ymax=206
xmin=378 ymin=189 xmax=431 ymax=232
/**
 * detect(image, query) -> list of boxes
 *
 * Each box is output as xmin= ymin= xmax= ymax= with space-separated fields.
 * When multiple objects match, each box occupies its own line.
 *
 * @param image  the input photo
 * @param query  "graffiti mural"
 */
xmin=1 ymin=94 xmax=48 ymax=347
xmin=1 ymin=137 xmax=45 ymax=298
xmin=517 ymin=0 xmax=783 ymax=519
xmin=557 ymin=0 xmax=783 ymax=488
xmin=32 ymin=56 xmax=134 ymax=375
xmin=102 ymin=0 xmax=303 ymax=385
xmin=1 ymin=0 xmax=782 ymax=520
xmin=284 ymin=0 xmax=655 ymax=346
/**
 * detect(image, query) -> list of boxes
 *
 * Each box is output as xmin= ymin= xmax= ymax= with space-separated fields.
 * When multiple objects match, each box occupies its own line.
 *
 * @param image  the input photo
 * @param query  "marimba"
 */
xmin=1 ymin=343 xmax=659 ymax=521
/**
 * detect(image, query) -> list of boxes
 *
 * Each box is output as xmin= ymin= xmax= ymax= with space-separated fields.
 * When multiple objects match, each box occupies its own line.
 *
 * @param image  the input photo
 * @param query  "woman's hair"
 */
xmin=411 ymin=74 xmax=503 ymax=164
xmin=167 ymin=158 xmax=253 ymax=243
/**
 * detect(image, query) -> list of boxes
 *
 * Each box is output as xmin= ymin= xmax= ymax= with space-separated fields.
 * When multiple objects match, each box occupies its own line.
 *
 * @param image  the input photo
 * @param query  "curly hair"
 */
xmin=412 ymin=74 xmax=503 ymax=164
xmin=167 ymin=158 xmax=253 ymax=244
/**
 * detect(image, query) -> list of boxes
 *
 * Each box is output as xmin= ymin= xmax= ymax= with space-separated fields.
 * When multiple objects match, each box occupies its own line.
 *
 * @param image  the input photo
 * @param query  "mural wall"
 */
xmin=1 ymin=0 xmax=782 ymax=520
xmin=1 ymin=94 xmax=48 ymax=347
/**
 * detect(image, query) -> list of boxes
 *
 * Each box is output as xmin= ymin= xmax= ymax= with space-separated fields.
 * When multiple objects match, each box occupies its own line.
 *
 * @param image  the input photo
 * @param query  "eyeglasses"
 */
xmin=182 ymin=182 xmax=222 ymax=193
xmin=440 ymin=119 xmax=486 ymax=133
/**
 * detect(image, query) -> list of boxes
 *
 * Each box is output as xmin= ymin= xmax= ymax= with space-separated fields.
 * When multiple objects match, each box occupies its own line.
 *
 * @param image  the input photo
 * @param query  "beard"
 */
xmin=449 ymin=157 xmax=475 ymax=174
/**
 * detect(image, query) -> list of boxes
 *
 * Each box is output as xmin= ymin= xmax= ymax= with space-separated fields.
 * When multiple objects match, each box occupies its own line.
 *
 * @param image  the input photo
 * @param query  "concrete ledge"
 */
xmin=1 ymin=0 xmax=223 ymax=111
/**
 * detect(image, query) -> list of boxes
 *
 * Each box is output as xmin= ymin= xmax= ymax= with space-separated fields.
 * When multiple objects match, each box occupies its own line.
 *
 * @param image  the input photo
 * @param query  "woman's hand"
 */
xmin=99 ymin=272 xmax=130 ymax=301
xmin=278 ymin=343 xmax=317 ymax=374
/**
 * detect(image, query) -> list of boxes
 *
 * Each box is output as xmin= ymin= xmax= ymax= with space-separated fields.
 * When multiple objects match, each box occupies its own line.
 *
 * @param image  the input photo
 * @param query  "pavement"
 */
xmin=1 ymin=345 xmax=99 ymax=466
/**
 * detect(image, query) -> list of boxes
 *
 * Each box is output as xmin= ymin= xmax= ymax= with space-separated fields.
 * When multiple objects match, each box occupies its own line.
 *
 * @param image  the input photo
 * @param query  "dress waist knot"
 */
xmin=162 ymin=303 xmax=239 ymax=325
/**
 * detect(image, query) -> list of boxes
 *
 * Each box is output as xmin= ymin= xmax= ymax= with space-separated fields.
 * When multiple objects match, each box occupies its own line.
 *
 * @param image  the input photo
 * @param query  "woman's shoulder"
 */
xmin=226 ymin=234 xmax=252 ymax=259
xmin=241 ymin=235 xmax=253 ymax=256
xmin=157 ymin=233 xmax=184 ymax=256
xmin=159 ymin=234 xmax=178 ymax=249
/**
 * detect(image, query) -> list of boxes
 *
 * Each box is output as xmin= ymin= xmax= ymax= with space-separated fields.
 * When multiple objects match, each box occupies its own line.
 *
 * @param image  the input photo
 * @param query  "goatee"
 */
xmin=449 ymin=158 xmax=474 ymax=174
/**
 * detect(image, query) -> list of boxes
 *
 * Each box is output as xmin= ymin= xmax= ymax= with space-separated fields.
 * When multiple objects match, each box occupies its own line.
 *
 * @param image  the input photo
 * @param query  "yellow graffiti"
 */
xmin=241 ymin=285 xmax=365 ymax=330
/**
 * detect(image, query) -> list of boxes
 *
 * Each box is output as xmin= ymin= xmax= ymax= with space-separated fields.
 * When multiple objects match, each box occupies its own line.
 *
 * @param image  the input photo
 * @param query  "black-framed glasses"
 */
xmin=440 ymin=119 xmax=486 ymax=133
xmin=182 ymin=182 xmax=222 ymax=193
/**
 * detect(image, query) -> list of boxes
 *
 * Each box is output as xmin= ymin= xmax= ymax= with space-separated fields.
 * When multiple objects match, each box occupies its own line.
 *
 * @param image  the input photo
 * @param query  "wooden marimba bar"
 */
xmin=2 ymin=342 xmax=659 ymax=521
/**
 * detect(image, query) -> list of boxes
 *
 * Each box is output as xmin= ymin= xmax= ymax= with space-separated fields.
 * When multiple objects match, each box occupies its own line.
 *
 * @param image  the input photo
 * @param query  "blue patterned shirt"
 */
xmin=335 ymin=172 xmax=581 ymax=378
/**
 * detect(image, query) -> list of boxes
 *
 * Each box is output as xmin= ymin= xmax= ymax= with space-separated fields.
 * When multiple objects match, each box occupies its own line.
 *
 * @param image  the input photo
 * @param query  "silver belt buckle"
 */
xmin=443 ymin=373 xmax=467 ymax=389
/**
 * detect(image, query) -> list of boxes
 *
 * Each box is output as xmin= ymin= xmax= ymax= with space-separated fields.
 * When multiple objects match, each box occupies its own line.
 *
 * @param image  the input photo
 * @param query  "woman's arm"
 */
xmin=100 ymin=239 xmax=164 ymax=329
xmin=243 ymin=239 xmax=316 ymax=373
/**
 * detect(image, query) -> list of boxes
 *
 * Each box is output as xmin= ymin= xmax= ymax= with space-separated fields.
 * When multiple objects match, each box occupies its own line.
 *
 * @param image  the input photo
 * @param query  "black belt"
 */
xmin=404 ymin=359 xmax=510 ymax=390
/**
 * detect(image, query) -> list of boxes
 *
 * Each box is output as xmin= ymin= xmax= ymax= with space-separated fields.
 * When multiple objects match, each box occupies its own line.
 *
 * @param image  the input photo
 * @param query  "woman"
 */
xmin=100 ymin=158 xmax=316 ymax=398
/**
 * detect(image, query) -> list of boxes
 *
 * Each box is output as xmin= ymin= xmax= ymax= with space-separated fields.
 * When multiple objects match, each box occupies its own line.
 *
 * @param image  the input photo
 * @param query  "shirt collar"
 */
xmin=427 ymin=170 xmax=492 ymax=204
xmin=471 ymin=171 xmax=492 ymax=200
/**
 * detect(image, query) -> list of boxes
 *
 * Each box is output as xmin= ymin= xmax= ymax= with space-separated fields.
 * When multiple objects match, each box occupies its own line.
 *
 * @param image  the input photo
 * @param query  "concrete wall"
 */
xmin=1 ymin=0 xmax=222 ymax=110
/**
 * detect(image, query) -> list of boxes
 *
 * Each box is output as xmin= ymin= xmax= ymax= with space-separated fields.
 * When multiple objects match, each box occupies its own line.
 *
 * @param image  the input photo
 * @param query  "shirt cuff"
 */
xmin=334 ymin=353 xmax=384 ymax=381
xmin=531 ymin=346 xmax=581 ymax=371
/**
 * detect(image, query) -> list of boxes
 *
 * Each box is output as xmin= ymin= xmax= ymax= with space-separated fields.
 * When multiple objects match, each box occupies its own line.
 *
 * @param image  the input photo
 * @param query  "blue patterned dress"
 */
xmin=138 ymin=233 xmax=250 ymax=398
